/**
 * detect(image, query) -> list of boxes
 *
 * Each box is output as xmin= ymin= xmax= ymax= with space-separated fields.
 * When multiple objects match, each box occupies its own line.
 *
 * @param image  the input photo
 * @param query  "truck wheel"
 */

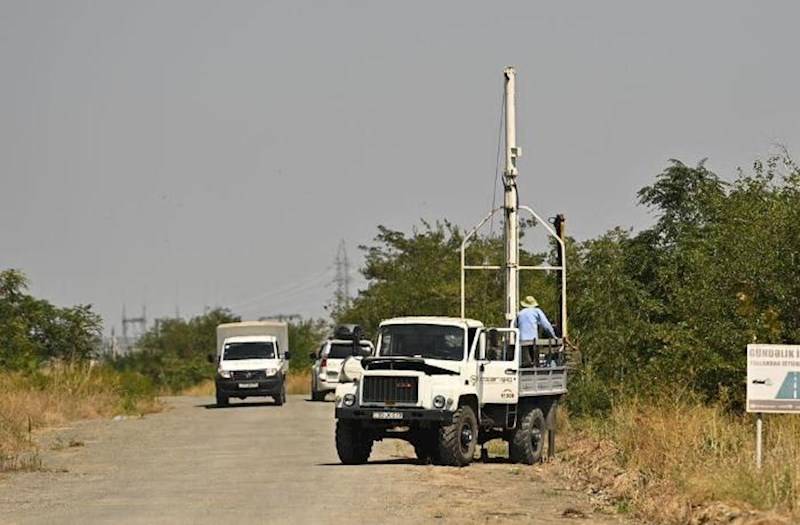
xmin=215 ymin=393 xmax=228 ymax=407
xmin=335 ymin=420 xmax=373 ymax=465
xmin=437 ymin=405 xmax=477 ymax=467
xmin=509 ymin=406 xmax=546 ymax=464
xmin=311 ymin=387 xmax=324 ymax=401
xmin=274 ymin=381 xmax=287 ymax=406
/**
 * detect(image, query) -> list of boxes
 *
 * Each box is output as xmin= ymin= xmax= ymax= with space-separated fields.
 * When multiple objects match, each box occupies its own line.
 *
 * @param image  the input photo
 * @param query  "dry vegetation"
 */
xmin=181 ymin=370 xmax=311 ymax=397
xmin=285 ymin=370 xmax=311 ymax=395
xmin=0 ymin=364 xmax=160 ymax=472
xmin=557 ymin=399 xmax=799 ymax=524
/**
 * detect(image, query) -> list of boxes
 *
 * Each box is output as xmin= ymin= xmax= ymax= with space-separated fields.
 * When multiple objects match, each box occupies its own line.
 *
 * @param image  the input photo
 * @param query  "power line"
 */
xmin=489 ymin=87 xmax=506 ymax=237
xmin=225 ymin=266 xmax=334 ymax=311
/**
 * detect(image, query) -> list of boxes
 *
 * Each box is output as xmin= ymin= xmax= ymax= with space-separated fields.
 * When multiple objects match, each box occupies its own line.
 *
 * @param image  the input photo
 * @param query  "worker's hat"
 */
xmin=520 ymin=296 xmax=539 ymax=308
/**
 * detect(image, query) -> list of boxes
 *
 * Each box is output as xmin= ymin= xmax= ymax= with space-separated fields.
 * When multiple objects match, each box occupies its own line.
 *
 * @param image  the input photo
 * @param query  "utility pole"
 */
xmin=503 ymin=66 xmax=521 ymax=325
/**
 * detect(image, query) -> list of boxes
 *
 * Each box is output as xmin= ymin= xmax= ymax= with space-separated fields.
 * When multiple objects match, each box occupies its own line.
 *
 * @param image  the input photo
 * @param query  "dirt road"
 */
xmin=0 ymin=396 xmax=622 ymax=524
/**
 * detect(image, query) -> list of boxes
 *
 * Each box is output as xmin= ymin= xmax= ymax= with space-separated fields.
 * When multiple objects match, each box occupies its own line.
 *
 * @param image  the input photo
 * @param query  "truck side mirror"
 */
xmin=284 ymin=351 xmax=291 ymax=360
xmin=206 ymin=353 xmax=215 ymax=364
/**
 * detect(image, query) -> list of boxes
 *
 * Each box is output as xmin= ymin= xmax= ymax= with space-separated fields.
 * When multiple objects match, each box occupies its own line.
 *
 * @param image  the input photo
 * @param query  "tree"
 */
xmin=334 ymin=153 xmax=800 ymax=412
xmin=114 ymin=308 xmax=240 ymax=391
xmin=0 ymin=269 xmax=102 ymax=370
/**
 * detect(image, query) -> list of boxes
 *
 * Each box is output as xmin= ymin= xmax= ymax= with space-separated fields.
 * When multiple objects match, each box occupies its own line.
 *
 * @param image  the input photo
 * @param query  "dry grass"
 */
xmin=559 ymin=398 xmax=799 ymax=524
xmin=285 ymin=370 xmax=310 ymax=395
xmin=181 ymin=370 xmax=311 ymax=397
xmin=0 ymin=364 xmax=160 ymax=471
xmin=181 ymin=379 xmax=215 ymax=397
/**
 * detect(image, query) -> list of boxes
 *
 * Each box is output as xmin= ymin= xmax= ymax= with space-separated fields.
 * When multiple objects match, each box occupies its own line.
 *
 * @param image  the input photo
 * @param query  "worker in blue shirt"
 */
xmin=516 ymin=296 xmax=556 ymax=367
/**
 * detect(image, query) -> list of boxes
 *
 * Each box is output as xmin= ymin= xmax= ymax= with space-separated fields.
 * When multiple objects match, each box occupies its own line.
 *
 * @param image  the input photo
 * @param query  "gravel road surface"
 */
xmin=0 ymin=396 xmax=623 ymax=524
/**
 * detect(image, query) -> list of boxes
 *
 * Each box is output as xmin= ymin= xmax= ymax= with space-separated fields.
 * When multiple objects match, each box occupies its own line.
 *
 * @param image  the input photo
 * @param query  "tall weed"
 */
xmin=563 ymin=397 xmax=799 ymax=523
xmin=0 ymin=364 xmax=160 ymax=469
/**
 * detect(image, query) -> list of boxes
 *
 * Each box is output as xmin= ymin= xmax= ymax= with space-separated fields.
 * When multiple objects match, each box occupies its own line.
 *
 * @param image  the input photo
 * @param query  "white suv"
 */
xmin=310 ymin=339 xmax=373 ymax=401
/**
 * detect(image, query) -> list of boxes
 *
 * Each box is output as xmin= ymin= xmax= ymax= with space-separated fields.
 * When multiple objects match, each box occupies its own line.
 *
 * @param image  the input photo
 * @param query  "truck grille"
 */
xmin=230 ymin=370 xmax=266 ymax=380
xmin=362 ymin=376 xmax=418 ymax=405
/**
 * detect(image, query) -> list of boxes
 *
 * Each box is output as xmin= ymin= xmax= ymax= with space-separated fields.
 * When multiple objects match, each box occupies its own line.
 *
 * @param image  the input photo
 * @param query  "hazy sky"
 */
xmin=1 ymin=1 xmax=798 ymax=333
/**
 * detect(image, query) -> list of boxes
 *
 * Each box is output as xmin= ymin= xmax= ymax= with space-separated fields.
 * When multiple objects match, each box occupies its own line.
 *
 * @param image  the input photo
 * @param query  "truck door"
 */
xmin=478 ymin=328 xmax=520 ymax=405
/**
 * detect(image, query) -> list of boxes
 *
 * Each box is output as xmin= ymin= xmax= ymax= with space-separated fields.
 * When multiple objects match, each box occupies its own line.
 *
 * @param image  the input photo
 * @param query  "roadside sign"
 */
xmin=747 ymin=344 xmax=800 ymax=413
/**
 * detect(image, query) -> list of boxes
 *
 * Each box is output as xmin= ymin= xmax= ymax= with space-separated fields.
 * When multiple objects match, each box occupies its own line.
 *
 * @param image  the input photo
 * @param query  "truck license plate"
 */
xmin=372 ymin=411 xmax=403 ymax=420
xmin=238 ymin=382 xmax=258 ymax=388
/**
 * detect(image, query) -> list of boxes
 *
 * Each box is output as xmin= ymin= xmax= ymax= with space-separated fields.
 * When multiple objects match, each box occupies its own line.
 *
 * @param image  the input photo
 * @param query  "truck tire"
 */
xmin=509 ymin=406 xmax=546 ymax=464
xmin=335 ymin=420 xmax=373 ymax=465
xmin=437 ymin=405 xmax=477 ymax=467
xmin=215 ymin=393 xmax=228 ymax=407
xmin=274 ymin=381 xmax=287 ymax=406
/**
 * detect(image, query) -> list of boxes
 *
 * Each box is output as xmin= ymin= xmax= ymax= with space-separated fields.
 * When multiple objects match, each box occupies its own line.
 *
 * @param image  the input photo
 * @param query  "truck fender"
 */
xmin=458 ymin=394 xmax=480 ymax=424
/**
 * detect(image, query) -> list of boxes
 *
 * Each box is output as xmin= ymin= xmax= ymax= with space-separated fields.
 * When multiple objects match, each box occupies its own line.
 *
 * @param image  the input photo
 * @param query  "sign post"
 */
xmin=756 ymin=413 xmax=762 ymax=469
xmin=746 ymin=344 xmax=800 ymax=468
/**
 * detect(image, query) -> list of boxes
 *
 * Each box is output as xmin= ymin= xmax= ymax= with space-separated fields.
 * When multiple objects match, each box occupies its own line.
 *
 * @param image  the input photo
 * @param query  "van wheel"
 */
xmin=311 ymin=388 xmax=324 ymax=401
xmin=509 ymin=406 xmax=545 ymax=464
xmin=438 ymin=405 xmax=477 ymax=467
xmin=336 ymin=420 xmax=373 ymax=464
xmin=215 ymin=393 xmax=228 ymax=407
xmin=275 ymin=382 xmax=287 ymax=406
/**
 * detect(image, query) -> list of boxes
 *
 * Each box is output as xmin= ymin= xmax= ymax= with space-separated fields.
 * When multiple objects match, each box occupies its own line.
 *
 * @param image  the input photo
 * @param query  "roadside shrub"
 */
xmin=0 ymin=364 xmax=160 ymax=466
xmin=563 ymin=397 xmax=800 ymax=523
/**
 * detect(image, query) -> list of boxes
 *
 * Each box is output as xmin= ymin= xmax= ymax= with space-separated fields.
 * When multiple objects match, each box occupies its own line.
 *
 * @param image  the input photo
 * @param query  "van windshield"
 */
xmin=328 ymin=343 xmax=372 ymax=359
xmin=378 ymin=324 xmax=464 ymax=361
xmin=223 ymin=342 xmax=275 ymax=360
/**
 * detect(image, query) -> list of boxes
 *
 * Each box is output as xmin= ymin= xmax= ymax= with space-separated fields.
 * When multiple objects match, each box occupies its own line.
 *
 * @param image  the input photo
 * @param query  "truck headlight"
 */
xmin=218 ymin=369 xmax=231 ymax=379
xmin=343 ymin=393 xmax=356 ymax=407
xmin=433 ymin=395 xmax=446 ymax=409
xmin=265 ymin=368 xmax=278 ymax=376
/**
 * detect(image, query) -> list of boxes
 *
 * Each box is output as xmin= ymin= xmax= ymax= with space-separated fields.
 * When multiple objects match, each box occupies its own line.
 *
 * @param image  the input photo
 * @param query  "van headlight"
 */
xmin=218 ymin=369 xmax=231 ymax=379
xmin=433 ymin=395 xmax=446 ymax=409
xmin=343 ymin=394 xmax=356 ymax=407
xmin=265 ymin=368 xmax=278 ymax=376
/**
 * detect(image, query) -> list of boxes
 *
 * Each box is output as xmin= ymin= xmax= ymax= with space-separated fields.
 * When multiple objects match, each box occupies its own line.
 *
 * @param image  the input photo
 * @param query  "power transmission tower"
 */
xmin=333 ymin=240 xmax=352 ymax=313
xmin=121 ymin=304 xmax=147 ymax=341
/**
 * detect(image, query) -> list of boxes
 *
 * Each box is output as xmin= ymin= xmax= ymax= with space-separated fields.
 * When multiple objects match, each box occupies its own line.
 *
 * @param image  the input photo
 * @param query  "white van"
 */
xmin=214 ymin=321 xmax=290 ymax=406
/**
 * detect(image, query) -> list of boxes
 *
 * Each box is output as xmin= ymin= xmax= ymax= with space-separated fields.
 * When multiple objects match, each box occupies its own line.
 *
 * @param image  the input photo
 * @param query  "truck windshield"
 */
xmin=378 ymin=324 xmax=464 ymax=361
xmin=328 ymin=343 xmax=372 ymax=359
xmin=223 ymin=342 xmax=275 ymax=360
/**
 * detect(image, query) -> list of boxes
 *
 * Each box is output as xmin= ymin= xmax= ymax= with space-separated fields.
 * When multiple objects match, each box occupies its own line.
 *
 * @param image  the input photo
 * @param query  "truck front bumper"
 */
xmin=336 ymin=406 xmax=453 ymax=424
xmin=215 ymin=376 xmax=283 ymax=397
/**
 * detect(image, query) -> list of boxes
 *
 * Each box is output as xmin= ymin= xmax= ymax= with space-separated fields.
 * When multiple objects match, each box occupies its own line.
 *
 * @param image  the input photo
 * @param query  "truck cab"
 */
xmin=334 ymin=316 xmax=565 ymax=466
xmin=214 ymin=323 xmax=290 ymax=407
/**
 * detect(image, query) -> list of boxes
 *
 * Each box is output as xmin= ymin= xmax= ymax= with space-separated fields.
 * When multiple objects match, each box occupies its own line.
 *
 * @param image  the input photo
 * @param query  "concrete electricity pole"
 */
xmin=503 ymin=66 xmax=521 ymax=324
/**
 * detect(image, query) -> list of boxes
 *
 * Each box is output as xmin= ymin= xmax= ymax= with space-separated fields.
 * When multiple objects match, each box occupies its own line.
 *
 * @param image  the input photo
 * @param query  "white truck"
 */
xmin=333 ymin=67 xmax=568 ymax=466
xmin=214 ymin=321 xmax=290 ymax=407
